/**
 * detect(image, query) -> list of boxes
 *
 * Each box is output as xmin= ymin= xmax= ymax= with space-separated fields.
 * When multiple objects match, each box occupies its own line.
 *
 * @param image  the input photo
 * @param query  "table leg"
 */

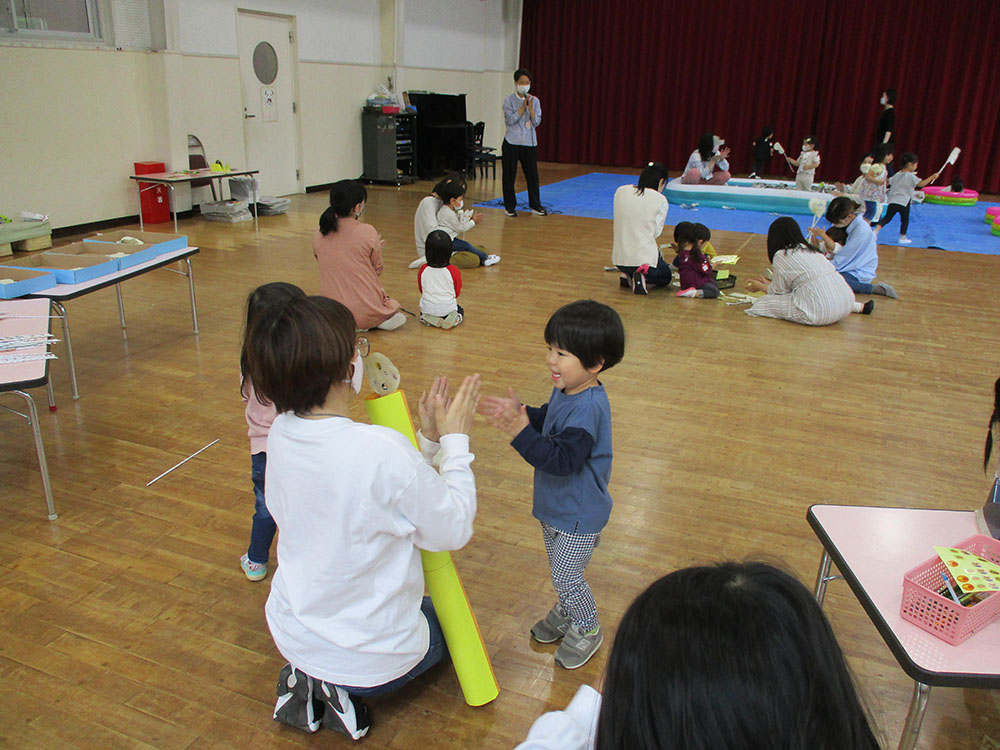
xmin=14 ymin=390 xmax=57 ymax=520
xmin=50 ymin=301 xmax=78 ymax=401
xmin=168 ymin=184 xmax=177 ymax=234
xmin=252 ymin=177 xmax=259 ymax=238
xmin=115 ymin=283 xmax=127 ymax=340
xmin=136 ymin=180 xmax=145 ymax=231
xmin=814 ymin=550 xmax=833 ymax=605
xmin=45 ymin=379 xmax=56 ymax=411
xmin=897 ymin=681 xmax=931 ymax=750
xmin=184 ymin=258 xmax=199 ymax=334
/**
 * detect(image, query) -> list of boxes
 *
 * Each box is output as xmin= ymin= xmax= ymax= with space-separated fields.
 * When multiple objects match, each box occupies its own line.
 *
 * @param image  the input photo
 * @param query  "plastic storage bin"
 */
xmin=0 ymin=267 xmax=57 ymax=298
xmin=900 ymin=534 xmax=1000 ymax=645
xmin=134 ymin=161 xmax=170 ymax=224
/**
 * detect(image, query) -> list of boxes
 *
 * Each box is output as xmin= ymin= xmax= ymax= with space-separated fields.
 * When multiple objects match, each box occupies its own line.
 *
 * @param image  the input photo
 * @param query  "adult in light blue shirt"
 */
xmin=809 ymin=197 xmax=898 ymax=298
xmin=502 ymin=68 xmax=546 ymax=217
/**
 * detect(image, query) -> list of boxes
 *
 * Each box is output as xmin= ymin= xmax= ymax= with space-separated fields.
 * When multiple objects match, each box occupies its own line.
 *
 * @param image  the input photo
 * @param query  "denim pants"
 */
xmin=452 ymin=237 xmax=487 ymax=263
xmin=247 ymin=451 xmax=277 ymax=564
xmin=839 ymin=271 xmax=873 ymax=295
xmin=339 ymin=597 xmax=448 ymax=696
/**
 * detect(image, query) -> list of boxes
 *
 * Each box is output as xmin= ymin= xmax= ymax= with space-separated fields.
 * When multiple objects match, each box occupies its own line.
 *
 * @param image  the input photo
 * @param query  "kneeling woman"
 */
xmin=745 ymin=217 xmax=873 ymax=325
xmin=681 ymin=133 xmax=731 ymax=185
xmin=611 ymin=162 xmax=672 ymax=294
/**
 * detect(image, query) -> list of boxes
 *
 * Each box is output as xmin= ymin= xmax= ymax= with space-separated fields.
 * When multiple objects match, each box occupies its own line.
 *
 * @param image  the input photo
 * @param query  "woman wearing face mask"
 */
xmin=681 ymin=133 xmax=732 ymax=185
xmin=502 ymin=68 xmax=546 ymax=217
xmin=245 ymin=292 xmax=481 ymax=740
xmin=313 ymin=179 xmax=406 ymax=331
xmin=875 ymin=89 xmax=895 ymax=148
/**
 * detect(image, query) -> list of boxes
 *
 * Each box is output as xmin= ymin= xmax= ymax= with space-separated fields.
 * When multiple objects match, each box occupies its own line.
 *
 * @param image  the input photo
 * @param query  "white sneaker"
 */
xmin=408 ymin=257 xmax=426 ymax=269
xmin=898 ymin=236 xmax=912 ymax=244
xmin=483 ymin=254 xmax=501 ymax=266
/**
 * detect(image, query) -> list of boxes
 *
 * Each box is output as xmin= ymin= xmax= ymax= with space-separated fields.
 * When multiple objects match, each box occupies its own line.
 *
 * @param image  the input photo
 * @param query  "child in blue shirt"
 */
xmin=481 ymin=300 xmax=625 ymax=669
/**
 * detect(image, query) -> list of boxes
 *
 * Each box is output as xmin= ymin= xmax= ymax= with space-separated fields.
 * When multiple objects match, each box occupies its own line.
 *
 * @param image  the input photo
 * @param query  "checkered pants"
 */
xmin=541 ymin=521 xmax=600 ymax=631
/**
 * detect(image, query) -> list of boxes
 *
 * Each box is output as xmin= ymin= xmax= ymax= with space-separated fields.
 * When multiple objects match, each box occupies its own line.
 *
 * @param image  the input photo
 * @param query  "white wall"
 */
xmin=0 ymin=0 xmax=520 ymax=229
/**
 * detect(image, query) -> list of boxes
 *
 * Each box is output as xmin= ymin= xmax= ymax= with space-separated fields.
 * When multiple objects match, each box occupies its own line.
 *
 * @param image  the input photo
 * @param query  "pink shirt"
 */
xmin=243 ymin=379 xmax=276 ymax=455
xmin=313 ymin=217 xmax=401 ymax=330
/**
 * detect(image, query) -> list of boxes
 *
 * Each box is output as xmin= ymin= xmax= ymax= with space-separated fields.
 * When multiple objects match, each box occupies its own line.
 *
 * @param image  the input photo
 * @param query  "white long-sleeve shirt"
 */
xmin=611 ymin=184 xmax=668 ymax=268
xmin=264 ymin=415 xmax=476 ymax=687
xmin=414 ymin=195 xmax=443 ymax=254
xmin=685 ymin=149 xmax=730 ymax=180
xmin=436 ymin=204 xmax=476 ymax=239
xmin=515 ymin=685 xmax=602 ymax=750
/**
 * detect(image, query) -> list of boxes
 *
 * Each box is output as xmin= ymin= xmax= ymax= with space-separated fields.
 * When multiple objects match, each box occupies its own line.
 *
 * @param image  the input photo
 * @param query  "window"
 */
xmin=2 ymin=0 xmax=102 ymax=42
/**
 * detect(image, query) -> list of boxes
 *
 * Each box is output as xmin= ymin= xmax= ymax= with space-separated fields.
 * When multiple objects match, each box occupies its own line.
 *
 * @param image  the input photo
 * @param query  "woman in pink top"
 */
xmin=313 ymin=180 xmax=406 ymax=331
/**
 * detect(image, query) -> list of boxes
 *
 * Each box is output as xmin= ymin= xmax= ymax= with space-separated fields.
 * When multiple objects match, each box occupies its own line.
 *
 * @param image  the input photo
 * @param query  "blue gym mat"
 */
xmin=476 ymin=172 xmax=1000 ymax=256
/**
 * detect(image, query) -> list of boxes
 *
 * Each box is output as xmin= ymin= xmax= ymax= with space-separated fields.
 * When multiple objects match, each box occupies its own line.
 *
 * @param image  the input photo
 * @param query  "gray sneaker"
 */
xmin=554 ymin=623 xmax=603 ymax=669
xmin=530 ymin=604 xmax=571 ymax=643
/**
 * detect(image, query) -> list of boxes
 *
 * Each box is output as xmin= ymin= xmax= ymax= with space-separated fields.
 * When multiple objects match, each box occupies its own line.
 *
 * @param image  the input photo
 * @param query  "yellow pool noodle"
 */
xmin=364 ymin=390 xmax=499 ymax=706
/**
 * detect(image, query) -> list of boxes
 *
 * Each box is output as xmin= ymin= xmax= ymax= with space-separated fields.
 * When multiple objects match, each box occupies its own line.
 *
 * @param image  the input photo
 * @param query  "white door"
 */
xmin=236 ymin=11 xmax=300 ymax=197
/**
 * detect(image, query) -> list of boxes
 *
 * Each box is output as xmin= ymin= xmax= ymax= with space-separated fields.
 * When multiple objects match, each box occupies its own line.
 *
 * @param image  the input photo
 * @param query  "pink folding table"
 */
xmin=0 ymin=298 xmax=58 ymax=519
xmin=808 ymin=504 xmax=1000 ymax=750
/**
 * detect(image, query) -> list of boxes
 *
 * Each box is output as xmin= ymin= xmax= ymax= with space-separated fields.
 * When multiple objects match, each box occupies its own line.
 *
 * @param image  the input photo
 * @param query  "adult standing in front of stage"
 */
xmin=502 ymin=68 xmax=546 ymax=217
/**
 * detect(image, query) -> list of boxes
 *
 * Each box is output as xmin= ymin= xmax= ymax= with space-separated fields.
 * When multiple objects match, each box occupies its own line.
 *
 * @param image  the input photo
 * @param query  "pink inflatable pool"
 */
xmin=924 ymin=186 xmax=978 ymax=206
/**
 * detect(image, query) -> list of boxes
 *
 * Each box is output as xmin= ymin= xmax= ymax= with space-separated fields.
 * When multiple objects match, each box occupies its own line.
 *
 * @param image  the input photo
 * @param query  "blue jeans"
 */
xmin=339 ymin=597 xmax=448 ymax=696
xmin=247 ymin=452 xmax=276 ymax=564
xmin=840 ymin=271 xmax=873 ymax=295
xmin=452 ymin=237 xmax=487 ymax=264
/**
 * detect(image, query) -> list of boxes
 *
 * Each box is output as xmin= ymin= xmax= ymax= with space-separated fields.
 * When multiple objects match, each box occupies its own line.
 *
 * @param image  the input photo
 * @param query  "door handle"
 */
xmin=244 ymin=109 xmax=256 ymax=119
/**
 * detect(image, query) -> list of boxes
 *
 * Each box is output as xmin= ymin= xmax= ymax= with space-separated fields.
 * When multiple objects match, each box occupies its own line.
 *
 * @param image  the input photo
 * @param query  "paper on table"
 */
xmin=936 ymin=546 xmax=1000 ymax=592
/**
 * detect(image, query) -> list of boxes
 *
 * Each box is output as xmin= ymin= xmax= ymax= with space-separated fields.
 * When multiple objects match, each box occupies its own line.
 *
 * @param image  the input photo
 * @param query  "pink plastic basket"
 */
xmin=900 ymin=534 xmax=1000 ymax=645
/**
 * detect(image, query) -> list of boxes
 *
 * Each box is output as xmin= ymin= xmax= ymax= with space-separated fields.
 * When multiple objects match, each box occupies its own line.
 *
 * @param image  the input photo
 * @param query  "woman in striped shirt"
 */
xmin=745 ymin=217 xmax=873 ymax=325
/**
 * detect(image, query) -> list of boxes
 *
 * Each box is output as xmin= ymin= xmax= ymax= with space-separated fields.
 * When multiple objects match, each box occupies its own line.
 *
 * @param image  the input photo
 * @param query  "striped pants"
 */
xmin=541 ymin=521 xmax=601 ymax=631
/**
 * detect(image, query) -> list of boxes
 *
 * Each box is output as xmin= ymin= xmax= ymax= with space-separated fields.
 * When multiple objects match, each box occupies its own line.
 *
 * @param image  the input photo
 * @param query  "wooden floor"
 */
xmin=2 ymin=163 xmax=1000 ymax=749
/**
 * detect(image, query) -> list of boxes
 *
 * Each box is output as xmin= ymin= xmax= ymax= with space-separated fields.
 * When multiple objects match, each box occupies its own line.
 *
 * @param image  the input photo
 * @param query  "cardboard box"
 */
xmin=82 ymin=230 xmax=187 ymax=268
xmin=0 ymin=266 xmax=57 ymax=298
xmin=4 ymin=252 xmax=120 ymax=284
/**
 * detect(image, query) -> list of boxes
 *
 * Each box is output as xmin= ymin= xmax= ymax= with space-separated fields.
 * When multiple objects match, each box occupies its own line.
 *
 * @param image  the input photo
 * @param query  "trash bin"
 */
xmin=133 ymin=161 xmax=171 ymax=224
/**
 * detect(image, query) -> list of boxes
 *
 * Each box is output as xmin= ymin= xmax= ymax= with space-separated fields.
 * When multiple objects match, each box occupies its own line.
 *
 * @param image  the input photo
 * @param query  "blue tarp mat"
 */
xmin=476 ymin=172 xmax=1000 ymax=256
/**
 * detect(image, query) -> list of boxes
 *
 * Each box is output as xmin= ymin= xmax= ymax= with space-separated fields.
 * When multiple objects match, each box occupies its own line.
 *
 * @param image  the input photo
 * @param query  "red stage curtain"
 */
xmin=520 ymin=0 xmax=1000 ymax=193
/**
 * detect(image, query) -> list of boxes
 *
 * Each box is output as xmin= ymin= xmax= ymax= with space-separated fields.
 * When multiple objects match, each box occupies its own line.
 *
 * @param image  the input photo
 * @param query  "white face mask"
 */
xmin=455 ymin=200 xmax=464 ymax=210
xmin=713 ymin=136 xmax=725 ymax=151
xmin=344 ymin=350 xmax=364 ymax=395
xmin=880 ymin=95 xmax=888 ymax=105
xmin=516 ymin=84 xmax=530 ymax=96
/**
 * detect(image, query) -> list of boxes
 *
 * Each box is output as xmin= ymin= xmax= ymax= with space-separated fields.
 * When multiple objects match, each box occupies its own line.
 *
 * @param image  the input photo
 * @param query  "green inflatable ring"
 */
xmin=924 ymin=194 xmax=977 ymax=206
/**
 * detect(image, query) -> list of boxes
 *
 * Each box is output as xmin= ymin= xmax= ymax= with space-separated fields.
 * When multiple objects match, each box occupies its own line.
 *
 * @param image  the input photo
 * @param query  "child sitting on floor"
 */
xmin=418 ymin=230 xmax=464 ymax=329
xmin=411 ymin=173 xmax=462 ymax=269
xmin=692 ymin=222 xmax=716 ymax=259
xmin=436 ymin=180 xmax=500 ymax=269
xmin=674 ymin=222 xmax=719 ymax=299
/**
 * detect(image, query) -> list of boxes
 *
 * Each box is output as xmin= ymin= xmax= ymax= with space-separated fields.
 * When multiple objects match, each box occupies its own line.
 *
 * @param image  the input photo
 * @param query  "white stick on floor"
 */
xmin=146 ymin=438 xmax=220 ymax=487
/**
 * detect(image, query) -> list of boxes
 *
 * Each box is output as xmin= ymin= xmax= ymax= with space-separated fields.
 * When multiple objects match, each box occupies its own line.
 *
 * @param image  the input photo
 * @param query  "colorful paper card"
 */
xmin=936 ymin=546 xmax=1000 ymax=592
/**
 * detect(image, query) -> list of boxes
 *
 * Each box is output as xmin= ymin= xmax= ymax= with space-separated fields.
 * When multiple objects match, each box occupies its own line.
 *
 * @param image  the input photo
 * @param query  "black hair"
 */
xmin=986 ymin=377 xmax=1000 ymax=473
xmin=951 ymin=177 xmax=964 ymax=193
xmin=432 ymin=172 xmax=466 ymax=198
xmin=766 ymin=217 xmax=821 ymax=262
xmin=872 ymin=143 xmax=894 ymax=164
xmin=543 ymin=300 xmax=625 ymax=372
xmin=319 ymin=179 xmax=368 ymax=235
xmin=883 ymin=88 xmax=896 ymax=105
xmin=692 ymin=223 xmax=711 ymax=243
xmin=437 ymin=178 xmax=468 ymax=204
xmin=246 ymin=295 xmax=356 ymax=415
xmin=424 ymin=230 xmax=453 ymax=269
xmin=674 ymin=221 xmax=700 ymax=263
xmin=826 ymin=196 xmax=861 ymax=224
xmin=514 ymin=68 xmax=532 ymax=82
xmin=761 ymin=125 xmax=774 ymax=139
xmin=596 ymin=562 xmax=881 ymax=750
xmin=635 ymin=162 xmax=667 ymax=195
xmin=899 ymin=152 xmax=918 ymax=169
xmin=697 ymin=132 xmax=715 ymax=162
xmin=803 ymin=134 xmax=819 ymax=150
xmin=826 ymin=225 xmax=848 ymax=246
xmin=240 ymin=282 xmax=307 ymax=402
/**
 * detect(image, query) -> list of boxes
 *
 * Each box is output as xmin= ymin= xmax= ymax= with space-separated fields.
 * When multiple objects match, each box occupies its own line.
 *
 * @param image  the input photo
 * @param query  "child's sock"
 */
xmin=871 ymin=282 xmax=898 ymax=299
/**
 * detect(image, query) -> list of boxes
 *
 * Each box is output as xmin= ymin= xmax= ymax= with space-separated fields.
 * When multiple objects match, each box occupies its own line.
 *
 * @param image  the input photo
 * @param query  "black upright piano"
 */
xmin=406 ymin=91 xmax=467 ymax=178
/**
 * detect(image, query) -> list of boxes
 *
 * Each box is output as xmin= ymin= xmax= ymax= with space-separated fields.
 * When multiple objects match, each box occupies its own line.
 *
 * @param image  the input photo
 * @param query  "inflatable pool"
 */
xmin=984 ymin=206 xmax=1000 ymax=224
xmin=663 ymin=177 xmax=833 ymax=215
xmin=923 ymin=186 xmax=979 ymax=206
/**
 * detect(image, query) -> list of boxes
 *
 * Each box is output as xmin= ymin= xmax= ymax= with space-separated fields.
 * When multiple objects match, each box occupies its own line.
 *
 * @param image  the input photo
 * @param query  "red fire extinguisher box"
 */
xmin=133 ymin=161 xmax=170 ymax=224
